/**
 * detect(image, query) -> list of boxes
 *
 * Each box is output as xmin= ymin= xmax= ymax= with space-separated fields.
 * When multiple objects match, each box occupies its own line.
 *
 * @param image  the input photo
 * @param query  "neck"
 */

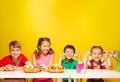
xmin=93 ymin=60 xmax=100 ymax=68
xmin=66 ymin=58 xmax=72 ymax=63
xmin=41 ymin=52 xmax=47 ymax=55
xmin=93 ymin=60 xmax=99 ymax=64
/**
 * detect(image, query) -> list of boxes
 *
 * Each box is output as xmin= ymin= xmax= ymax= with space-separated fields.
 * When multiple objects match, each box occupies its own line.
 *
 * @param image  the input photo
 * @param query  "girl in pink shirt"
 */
xmin=32 ymin=37 xmax=54 ymax=82
xmin=84 ymin=46 xmax=112 ymax=82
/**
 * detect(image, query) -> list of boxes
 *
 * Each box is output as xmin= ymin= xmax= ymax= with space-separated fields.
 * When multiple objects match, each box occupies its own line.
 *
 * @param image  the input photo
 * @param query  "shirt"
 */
xmin=0 ymin=54 xmax=28 ymax=67
xmin=33 ymin=52 xmax=54 ymax=66
xmin=61 ymin=58 xmax=78 ymax=81
xmin=88 ymin=60 xmax=106 ymax=69
xmin=32 ymin=52 xmax=54 ymax=81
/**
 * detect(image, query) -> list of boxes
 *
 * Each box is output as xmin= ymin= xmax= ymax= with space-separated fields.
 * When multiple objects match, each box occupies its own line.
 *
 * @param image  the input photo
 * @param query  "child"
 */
xmin=84 ymin=46 xmax=112 ymax=82
xmin=59 ymin=45 xmax=81 ymax=82
xmin=32 ymin=37 xmax=54 ymax=82
xmin=0 ymin=40 xmax=31 ymax=81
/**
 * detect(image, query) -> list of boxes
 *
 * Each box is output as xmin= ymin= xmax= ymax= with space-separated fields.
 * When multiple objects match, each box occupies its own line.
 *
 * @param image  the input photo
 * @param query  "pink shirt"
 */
xmin=32 ymin=52 xmax=54 ymax=81
xmin=33 ymin=52 xmax=54 ymax=66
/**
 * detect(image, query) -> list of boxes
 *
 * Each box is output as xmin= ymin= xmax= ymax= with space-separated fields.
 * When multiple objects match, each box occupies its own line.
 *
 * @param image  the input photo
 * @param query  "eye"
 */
xmin=16 ymin=49 xmax=20 ymax=51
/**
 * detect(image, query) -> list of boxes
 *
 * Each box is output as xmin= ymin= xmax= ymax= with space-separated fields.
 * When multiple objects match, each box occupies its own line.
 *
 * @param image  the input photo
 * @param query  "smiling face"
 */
xmin=64 ymin=48 xmax=74 ymax=59
xmin=91 ymin=48 xmax=103 ymax=62
xmin=10 ymin=46 xmax=21 ymax=59
xmin=9 ymin=41 xmax=21 ymax=59
xmin=39 ymin=41 xmax=50 ymax=55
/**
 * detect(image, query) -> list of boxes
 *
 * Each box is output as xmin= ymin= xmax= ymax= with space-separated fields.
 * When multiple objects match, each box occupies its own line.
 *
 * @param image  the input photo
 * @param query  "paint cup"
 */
xmin=76 ymin=62 xmax=84 ymax=73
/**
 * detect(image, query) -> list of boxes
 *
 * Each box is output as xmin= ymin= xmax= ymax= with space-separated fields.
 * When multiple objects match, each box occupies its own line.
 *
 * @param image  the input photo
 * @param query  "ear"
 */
xmin=38 ymin=46 xmax=41 ymax=50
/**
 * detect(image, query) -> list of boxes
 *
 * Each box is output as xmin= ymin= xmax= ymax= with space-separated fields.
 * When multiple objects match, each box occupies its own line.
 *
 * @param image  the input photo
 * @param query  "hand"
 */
xmin=83 ymin=50 xmax=91 ymax=63
xmin=4 ymin=64 xmax=15 ymax=71
xmin=104 ymin=51 xmax=112 ymax=58
xmin=40 ymin=64 xmax=47 ymax=71
xmin=25 ymin=61 xmax=32 ymax=66
xmin=84 ymin=50 xmax=91 ymax=58
xmin=75 ymin=53 xmax=82 ymax=62
xmin=0 ymin=67 xmax=5 ymax=71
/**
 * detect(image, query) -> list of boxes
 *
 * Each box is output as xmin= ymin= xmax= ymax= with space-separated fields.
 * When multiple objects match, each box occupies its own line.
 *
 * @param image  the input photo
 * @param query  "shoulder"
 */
xmin=32 ymin=51 xmax=37 ymax=56
xmin=72 ymin=59 xmax=78 ymax=63
xmin=19 ymin=54 xmax=26 ymax=57
xmin=61 ymin=59 xmax=66 ymax=63
xmin=19 ymin=54 xmax=28 ymax=60
xmin=48 ymin=53 xmax=54 ymax=55
xmin=2 ymin=55 xmax=11 ymax=60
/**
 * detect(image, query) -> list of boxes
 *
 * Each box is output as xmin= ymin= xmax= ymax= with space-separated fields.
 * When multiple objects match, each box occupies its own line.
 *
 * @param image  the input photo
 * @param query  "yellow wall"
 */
xmin=0 ymin=0 xmax=120 ymax=81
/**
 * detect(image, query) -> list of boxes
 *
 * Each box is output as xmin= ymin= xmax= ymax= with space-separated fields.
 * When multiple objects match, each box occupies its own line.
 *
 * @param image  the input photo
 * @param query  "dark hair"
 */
xmin=36 ymin=37 xmax=54 ymax=55
xmin=90 ymin=46 xmax=103 ymax=53
xmin=9 ymin=40 xmax=21 ymax=50
xmin=64 ymin=45 xmax=75 ymax=53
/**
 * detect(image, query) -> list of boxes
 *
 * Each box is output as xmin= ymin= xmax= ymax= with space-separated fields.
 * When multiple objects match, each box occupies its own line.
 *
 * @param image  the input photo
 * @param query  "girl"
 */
xmin=84 ymin=46 xmax=112 ymax=82
xmin=32 ymin=37 xmax=54 ymax=82
xmin=59 ymin=45 xmax=81 ymax=82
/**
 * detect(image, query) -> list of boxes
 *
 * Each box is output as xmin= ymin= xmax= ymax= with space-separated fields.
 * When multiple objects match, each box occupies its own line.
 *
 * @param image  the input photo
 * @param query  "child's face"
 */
xmin=39 ymin=41 xmax=50 ymax=54
xmin=10 ymin=46 xmax=21 ymax=59
xmin=64 ymin=48 xmax=74 ymax=59
xmin=91 ymin=48 xmax=103 ymax=62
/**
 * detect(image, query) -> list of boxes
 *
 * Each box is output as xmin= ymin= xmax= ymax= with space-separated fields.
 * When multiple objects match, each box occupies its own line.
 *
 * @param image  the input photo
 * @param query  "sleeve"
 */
xmin=0 ymin=59 xmax=3 ymax=67
xmin=20 ymin=54 xmax=28 ymax=66
xmin=0 ymin=57 xmax=5 ymax=67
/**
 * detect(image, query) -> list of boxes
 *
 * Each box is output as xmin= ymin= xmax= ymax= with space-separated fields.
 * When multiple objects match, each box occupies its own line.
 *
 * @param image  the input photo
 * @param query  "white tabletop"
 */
xmin=0 ymin=70 xmax=70 ymax=78
xmin=67 ymin=69 xmax=120 ymax=78
xmin=0 ymin=69 xmax=120 ymax=78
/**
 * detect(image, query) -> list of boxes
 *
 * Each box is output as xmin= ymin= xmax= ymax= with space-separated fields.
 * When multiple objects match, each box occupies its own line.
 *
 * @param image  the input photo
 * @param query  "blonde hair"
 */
xmin=9 ymin=40 xmax=21 ymax=50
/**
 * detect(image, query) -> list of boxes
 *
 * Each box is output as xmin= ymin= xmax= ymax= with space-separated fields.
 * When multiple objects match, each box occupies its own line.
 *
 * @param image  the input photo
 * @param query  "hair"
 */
xmin=64 ymin=45 xmax=75 ymax=53
xmin=9 ymin=40 xmax=21 ymax=50
xmin=36 ymin=37 xmax=54 ymax=55
xmin=90 ymin=46 xmax=103 ymax=53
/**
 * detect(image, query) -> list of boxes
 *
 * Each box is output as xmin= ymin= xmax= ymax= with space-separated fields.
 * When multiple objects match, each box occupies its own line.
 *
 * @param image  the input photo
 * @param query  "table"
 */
xmin=67 ymin=69 xmax=120 ymax=78
xmin=0 ymin=70 xmax=70 ymax=78
xmin=0 ymin=69 xmax=120 ymax=82
xmin=67 ymin=69 xmax=120 ymax=82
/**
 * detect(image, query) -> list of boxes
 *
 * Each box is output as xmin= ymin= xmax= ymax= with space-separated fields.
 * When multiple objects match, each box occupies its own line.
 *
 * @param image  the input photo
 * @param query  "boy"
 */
xmin=0 ymin=40 xmax=31 ymax=82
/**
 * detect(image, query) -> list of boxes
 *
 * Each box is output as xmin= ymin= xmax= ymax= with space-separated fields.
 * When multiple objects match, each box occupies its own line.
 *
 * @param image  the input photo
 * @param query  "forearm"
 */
xmin=59 ymin=57 xmax=62 ymax=65
xmin=83 ymin=54 xmax=88 ymax=69
xmin=106 ymin=58 xmax=112 ymax=69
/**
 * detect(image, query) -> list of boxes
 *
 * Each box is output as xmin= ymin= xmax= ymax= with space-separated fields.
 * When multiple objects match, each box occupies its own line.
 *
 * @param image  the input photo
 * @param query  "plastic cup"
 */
xmin=76 ymin=62 xmax=84 ymax=73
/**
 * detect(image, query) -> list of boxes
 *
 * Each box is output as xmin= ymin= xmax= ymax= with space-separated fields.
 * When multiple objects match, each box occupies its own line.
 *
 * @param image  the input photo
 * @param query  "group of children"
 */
xmin=0 ymin=37 xmax=113 ymax=82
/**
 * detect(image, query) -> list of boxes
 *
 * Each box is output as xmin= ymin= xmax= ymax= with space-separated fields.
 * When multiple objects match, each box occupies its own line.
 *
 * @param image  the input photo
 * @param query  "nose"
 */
xmin=14 ymin=51 xmax=18 ymax=54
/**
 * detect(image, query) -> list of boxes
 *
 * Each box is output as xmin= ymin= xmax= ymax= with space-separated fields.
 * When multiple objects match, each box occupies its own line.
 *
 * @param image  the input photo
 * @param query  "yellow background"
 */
xmin=0 ymin=0 xmax=120 ymax=82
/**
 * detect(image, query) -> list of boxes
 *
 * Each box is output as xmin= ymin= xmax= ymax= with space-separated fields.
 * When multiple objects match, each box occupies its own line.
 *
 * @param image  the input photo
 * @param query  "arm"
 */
xmin=106 ymin=57 xmax=112 ymax=70
xmin=104 ymin=52 xmax=112 ymax=70
xmin=25 ymin=61 xmax=32 ymax=66
xmin=76 ymin=53 xmax=82 ymax=62
xmin=83 ymin=51 xmax=90 ymax=69
xmin=32 ymin=54 xmax=39 ymax=67
xmin=59 ymin=53 xmax=64 ymax=65
xmin=49 ymin=54 xmax=54 ymax=65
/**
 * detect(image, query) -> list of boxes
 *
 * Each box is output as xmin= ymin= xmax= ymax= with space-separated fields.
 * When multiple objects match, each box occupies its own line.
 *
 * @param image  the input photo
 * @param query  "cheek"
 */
xmin=10 ymin=51 xmax=14 ymax=54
